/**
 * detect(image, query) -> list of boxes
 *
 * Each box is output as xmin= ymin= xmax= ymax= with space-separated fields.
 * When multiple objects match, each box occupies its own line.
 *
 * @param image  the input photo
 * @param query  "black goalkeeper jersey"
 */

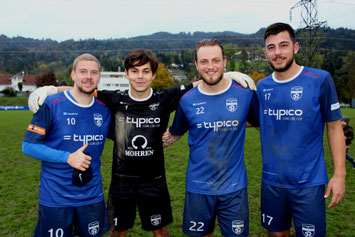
xmin=97 ymin=84 xmax=193 ymax=185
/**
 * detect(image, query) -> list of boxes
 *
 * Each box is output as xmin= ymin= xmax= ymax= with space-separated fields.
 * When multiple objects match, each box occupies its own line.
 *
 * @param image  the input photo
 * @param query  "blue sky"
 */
xmin=1 ymin=0 xmax=354 ymax=42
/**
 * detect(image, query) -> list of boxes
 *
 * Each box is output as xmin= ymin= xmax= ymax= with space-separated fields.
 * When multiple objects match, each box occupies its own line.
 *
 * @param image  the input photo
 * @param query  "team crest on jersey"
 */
xmin=149 ymin=103 xmax=160 ymax=111
xmin=150 ymin=214 xmax=161 ymax=226
xmin=93 ymin=113 xmax=103 ymax=127
xmin=302 ymin=224 xmax=315 ymax=237
xmin=232 ymin=220 xmax=244 ymax=235
xmin=290 ymin=86 xmax=303 ymax=101
xmin=88 ymin=221 xmax=100 ymax=236
xmin=226 ymin=98 xmax=238 ymax=112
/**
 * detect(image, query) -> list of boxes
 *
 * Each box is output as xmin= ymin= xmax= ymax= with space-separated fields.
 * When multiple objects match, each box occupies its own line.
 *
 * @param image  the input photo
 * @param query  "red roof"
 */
xmin=0 ymin=74 xmax=38 ymax=85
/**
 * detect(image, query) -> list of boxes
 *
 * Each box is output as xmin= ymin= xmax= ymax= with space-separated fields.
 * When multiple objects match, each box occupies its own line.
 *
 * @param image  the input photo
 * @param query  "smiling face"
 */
xmin=195 ymin=45 xmax=226 ymax=86
xmin=264 ymin=31 xmax=299 ymax=73
xmin=125 ymin=62 xmax=155 ymax=99
xmin=71 ymin=60 xmax=100 ymax=95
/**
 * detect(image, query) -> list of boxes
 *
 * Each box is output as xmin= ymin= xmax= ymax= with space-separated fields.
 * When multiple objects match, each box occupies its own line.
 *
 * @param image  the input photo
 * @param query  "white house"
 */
xmin=0 ymin=74 xmax=37 ymax=92
xmin=98 ymin=71 xmax=130 ymax=91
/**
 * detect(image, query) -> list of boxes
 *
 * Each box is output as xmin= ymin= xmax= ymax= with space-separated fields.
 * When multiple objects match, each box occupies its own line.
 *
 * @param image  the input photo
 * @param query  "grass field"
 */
xmin=0 ymin=108 xmax=354 ymax=236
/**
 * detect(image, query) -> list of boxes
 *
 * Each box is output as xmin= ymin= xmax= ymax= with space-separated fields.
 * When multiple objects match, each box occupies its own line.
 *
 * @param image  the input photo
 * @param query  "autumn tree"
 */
xmin=152 ymin=63 xmax=173 ymax=90
xmin=36 ymin=71 xmax=58 ymax=87
xmin=248 ymin=70 xmax=266 ymax=85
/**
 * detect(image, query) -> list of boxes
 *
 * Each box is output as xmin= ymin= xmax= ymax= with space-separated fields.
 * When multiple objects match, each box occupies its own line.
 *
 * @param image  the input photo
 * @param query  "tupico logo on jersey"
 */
xmin=226 ymin=98 xmax=238 ymax=112
xmin=302 ymin=224 xmax=315 ymax=237
xmin=150 ymin=214 xmax=162 ymax=226
xmin=149 ymin=103 xmax=160 ymax=111
xmin=93 ymin=113 xmax=103 ymax=127
xmin=126 ymin=116 xmax=161 ymax=128
xmin=290 ymin=86 xmax=303 ymax=101
xmin=88 ymin=221 xmax=100 ymax=236
xmin=64 ymin=134 xmax=105 ymax=145
xmin=232 ymin=220 xmax=244 ymax=235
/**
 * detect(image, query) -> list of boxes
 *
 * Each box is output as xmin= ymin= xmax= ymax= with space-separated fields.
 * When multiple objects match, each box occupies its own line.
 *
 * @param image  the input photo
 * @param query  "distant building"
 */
xmin=98 ymin=71 xmax=130 ymax=91
xmin=0 ymin=73 xmax=37 ymax=92
xmin=168 ymin=69 xmax=188 ymax=82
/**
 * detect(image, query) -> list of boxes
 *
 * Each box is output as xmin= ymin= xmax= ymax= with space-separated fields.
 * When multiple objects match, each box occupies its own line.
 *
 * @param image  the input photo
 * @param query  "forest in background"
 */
xmin=0 ymin=27 xmax=354 ymax=102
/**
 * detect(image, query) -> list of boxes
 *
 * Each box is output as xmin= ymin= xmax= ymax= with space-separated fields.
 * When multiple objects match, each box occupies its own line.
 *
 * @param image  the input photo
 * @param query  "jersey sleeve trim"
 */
xmin=27 ymin=124 xmax=46 ymax=135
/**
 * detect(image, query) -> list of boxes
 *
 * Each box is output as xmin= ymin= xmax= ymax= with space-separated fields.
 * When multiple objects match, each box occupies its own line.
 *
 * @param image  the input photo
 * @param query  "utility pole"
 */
xmin=290 ymin=0 xmax=326 ymax=67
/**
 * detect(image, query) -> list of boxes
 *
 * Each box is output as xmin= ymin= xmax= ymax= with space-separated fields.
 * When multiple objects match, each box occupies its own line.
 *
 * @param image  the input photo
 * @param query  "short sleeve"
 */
xmin=169 ymin=102 xmax=189 ymax=136
xmin=319 ymin=73 xmax=342 ymax=122
xmin=23 ymin=102 xmax=53 ymax=144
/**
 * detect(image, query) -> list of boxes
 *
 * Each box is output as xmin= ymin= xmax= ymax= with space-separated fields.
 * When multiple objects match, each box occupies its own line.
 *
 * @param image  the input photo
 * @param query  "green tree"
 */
xmin=17 ymin=82 xmax=23 ymax=92
xmin=336 ymin=51 xmax=355 ymax=102
xmin=152 ymin=63 xmax=173 ymax=90
xmin=224 ymin=43 xmax=238 ymax=71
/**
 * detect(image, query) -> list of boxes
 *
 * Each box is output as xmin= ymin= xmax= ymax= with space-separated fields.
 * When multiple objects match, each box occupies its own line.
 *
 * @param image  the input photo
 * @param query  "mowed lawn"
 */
xmin=0 ymin=109 xmax=354 ymax=236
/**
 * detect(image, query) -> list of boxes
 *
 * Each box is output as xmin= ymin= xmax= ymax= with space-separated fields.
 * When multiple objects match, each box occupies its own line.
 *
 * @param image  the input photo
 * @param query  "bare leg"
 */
xmin=268 ymin=229 xmax=290 ymax=237
xmin=152 ymin=225 xmax=170 ymax=237
xmin=110 ymin=230 xmax=127 ymax=237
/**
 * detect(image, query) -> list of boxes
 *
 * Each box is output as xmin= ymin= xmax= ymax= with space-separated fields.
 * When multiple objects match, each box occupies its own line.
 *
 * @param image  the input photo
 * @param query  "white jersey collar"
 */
xmin=198 ymin=78 xmax=232 ymax=96
xmin=128 ymin=88 xmax=153 ymax=101
xmin=64 ymin=90 xmax=95 ymax=108
xmin=272 ymin=66 xmax=304 ymax=83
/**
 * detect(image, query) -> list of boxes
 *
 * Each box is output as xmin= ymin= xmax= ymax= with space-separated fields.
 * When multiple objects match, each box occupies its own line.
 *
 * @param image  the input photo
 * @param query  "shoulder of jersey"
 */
xmin=180 ymin=87 xmax=197 ymax=100
xmin=46 ymin=91 xmax=67 ymax=105
xmin=302 ymin=67 xmax=329 ymax=79
xmin=256 ymin=74 xmax=272 ymax=88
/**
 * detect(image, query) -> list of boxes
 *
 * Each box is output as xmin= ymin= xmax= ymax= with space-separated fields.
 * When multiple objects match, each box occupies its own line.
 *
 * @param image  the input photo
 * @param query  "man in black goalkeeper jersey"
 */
xmin=97 ymin=49 xmax=194 ymax=236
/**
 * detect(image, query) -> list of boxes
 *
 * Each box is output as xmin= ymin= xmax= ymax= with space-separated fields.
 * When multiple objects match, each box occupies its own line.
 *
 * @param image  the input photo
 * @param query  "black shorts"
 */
xmin=107 ymin=179 xmax=173 ymax=231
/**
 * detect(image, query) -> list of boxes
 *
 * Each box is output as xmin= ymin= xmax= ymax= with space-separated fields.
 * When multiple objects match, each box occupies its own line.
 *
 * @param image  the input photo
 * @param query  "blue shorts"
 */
xmin=183 ymin=188 xmax=249 ymax=236
xmin=261 ymin=183 xmax=326 ymax=236
xmin=34 ymin=200 xmax=110 ymax=237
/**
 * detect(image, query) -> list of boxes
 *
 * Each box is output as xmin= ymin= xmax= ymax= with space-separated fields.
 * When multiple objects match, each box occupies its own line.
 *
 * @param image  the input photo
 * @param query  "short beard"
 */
xmin=77 ymin=86 xmax=95 ymax=95
xmin=269 ymin=56 xmax=294 ymax=73
xmin=200 ymin=73 xmax=223 ymax=86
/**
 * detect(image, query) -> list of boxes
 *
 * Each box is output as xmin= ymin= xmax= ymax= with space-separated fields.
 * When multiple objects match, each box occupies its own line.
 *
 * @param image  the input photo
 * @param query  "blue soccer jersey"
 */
xmin=170 ymin=79 xmax=259 ymax=195
xmin=256 ymin=66 xmax=342 ymax=188
xmin=23 ymin=91 xmax=111 ymax=207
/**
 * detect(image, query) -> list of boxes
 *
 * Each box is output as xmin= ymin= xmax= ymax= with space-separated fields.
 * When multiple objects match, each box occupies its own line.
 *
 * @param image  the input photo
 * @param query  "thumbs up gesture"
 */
xmin=67 ymin=144 xmax=92 ymax=171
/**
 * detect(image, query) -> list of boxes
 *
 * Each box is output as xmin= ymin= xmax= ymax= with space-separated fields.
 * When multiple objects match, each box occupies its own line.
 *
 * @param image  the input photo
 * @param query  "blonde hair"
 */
xmin=73 ymin=53 xmax=100 ymax=71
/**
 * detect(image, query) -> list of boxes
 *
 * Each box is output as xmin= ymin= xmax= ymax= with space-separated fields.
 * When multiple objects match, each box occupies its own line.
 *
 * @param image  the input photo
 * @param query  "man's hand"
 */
xmin=67 ymin=144 xmax=91 ymax=171
xmin=224 ymin=72 xmax=256 ymax=91
xmin=324 ymin=174 xmax=346 ymax=208
xmin=162 ymin=129 xmax=181 ymax=147
xmin=28 ymin=86 xmax=58 ymax=113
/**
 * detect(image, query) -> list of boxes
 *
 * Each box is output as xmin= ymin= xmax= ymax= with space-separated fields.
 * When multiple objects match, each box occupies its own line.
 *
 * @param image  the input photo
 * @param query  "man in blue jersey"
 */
xmin=22 ymin=54 xmax=111 ymax=237
xmin=163 ymin=39 xmax=259 ymax=237
xmin=257 ymin=23 xmax=346 ymax=237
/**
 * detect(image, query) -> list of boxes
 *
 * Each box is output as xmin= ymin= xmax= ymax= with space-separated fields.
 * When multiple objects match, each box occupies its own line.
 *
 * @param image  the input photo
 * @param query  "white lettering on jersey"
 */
xmin=264 ymin=108 xmax=303 ymax=120
xmin=126 ymin=116 xmax=161 ymax=128
xmin=196 ymin=120 xmax=239 ymax=132
xmin=73 ymin=134 xmax=104 ymax=145
xmin=124 ymin=134 xmax=154 ymax=157
xmin=124 ymin=150 xmax=154 ymax=156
